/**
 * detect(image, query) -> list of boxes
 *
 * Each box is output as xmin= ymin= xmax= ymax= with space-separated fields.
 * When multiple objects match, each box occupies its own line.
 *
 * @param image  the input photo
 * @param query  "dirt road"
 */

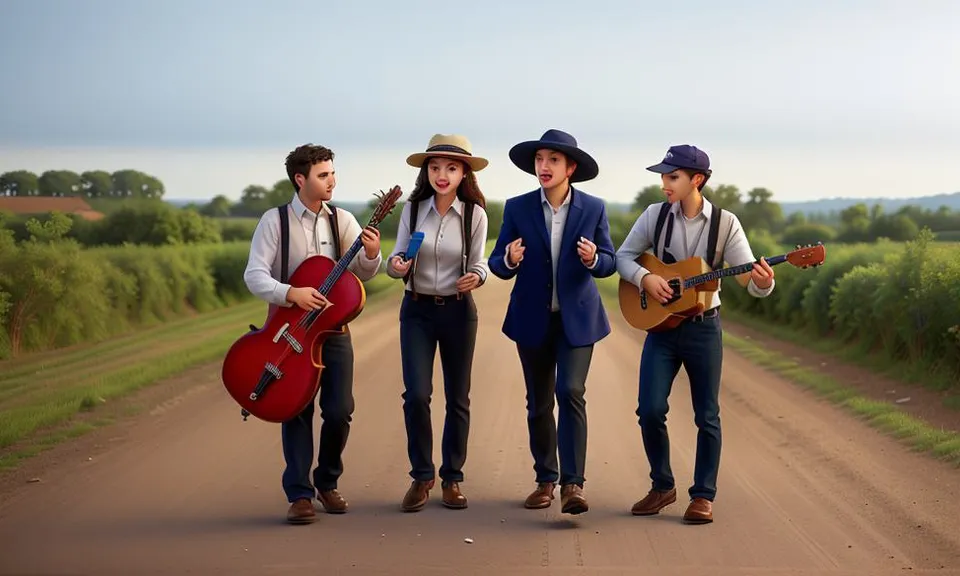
xmin=1 ymin=279 xmax=959 ymax=576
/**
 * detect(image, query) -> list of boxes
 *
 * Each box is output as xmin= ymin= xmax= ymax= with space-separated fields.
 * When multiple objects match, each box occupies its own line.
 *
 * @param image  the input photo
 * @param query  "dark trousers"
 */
xmin=516 ymin=312 xmax=594 ymax=487
xmin=637 ymin=313 xmax=723 ymax=501
xmin=281 ymin=331 xmax=354 ymax=503
xmin=399 ymin=292 xmax=478 ymax=484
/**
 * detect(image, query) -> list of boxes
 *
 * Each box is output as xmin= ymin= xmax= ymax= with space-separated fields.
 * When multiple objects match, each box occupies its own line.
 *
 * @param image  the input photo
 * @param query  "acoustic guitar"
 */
xmin=221 ymin=186 xmax=403 ymax=423
xmin=619 ymin=243 xmax=825 ymax=333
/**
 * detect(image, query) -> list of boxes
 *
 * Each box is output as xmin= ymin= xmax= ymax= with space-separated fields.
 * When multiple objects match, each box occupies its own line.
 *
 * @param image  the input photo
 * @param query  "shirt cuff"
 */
xmin=585 ymin=253 xmax=598 ymax=269
xmin=504 ymin=247 xmax=519 ymax=269
xmin=273 ymin=282 xmax=293 ymax=307
xmin=748 ymin=277 xmax=775 ymax=298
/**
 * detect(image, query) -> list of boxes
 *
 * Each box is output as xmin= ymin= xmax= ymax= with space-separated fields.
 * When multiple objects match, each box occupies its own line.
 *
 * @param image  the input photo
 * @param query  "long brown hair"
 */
xmin=406 ymin=159 xmax=486 ymax=209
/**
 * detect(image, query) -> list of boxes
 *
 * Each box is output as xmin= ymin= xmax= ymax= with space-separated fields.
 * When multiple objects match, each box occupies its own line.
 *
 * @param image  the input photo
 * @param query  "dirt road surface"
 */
xmin=2 ymin=279 xmax=959 ymax=576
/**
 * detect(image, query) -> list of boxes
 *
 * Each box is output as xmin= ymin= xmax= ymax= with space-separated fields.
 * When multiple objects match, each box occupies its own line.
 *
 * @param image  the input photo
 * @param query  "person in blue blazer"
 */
xmin=488 ymin=129 xmax=617 ymax=515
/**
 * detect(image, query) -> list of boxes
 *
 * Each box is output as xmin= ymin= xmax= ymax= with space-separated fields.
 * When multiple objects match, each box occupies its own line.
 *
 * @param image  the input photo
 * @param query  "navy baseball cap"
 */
xmin=646 ymin=145 xmax=711 ymax=175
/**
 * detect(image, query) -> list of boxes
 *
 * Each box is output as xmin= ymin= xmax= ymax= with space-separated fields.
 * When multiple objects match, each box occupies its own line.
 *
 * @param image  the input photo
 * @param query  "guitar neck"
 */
xmin=683 ymin=254 xmax=788 ymax=289
xmin=318 ymin=221 xmax=373 ymax=295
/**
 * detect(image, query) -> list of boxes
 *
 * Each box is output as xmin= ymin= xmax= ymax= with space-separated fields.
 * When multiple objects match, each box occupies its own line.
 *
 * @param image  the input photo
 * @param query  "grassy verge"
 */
xmin=722 ymin=309 xmax=960 ymax=411
xmin=723 ymin=333 xmax=960 ymax=466
xmin=0 ymin=273 xmax=401 ymax=471
xmin=596 ymin=276 xmax=960 ymax=467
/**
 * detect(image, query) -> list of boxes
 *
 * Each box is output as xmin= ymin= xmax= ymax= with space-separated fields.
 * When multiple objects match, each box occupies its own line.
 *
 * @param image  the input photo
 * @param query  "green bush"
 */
xmin=0 ymin=215 xmax=253 ymax=359
xmin=724 ymin=228 xmax=960 ymax=386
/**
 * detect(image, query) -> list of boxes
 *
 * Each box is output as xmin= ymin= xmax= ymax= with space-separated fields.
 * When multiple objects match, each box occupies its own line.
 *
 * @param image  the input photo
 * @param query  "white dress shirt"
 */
xmin=387 ymin=195 xmax=490 ymax=296
xmin=504 ymin=187 xmax=597 ymax=311
xmin=615 ymin=199 xmax=774 ymax=309
xmin=244 ymin=193 xmax=382 ymax=307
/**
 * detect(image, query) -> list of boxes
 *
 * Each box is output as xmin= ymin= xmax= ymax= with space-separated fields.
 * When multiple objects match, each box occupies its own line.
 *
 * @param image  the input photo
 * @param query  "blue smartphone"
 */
xmin=404 ymin=231 xmax=425 ymax=260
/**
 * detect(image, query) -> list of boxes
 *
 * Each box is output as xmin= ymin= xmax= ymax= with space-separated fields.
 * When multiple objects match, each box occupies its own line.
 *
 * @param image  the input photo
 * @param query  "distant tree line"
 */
xmin=627 ymin=183 xmax=960 ymax=246
xmin=0 ymin=169 xmax=165 ymax=198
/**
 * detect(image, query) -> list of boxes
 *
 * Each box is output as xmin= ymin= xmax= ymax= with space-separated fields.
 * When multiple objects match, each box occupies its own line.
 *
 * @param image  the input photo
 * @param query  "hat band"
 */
xmin=426 ymin=144 xmax=472 ymax=156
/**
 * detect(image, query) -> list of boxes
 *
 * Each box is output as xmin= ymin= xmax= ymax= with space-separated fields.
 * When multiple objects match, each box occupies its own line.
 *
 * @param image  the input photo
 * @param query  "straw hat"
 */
xmin=406 ymin=134 xmax=489 ymax=172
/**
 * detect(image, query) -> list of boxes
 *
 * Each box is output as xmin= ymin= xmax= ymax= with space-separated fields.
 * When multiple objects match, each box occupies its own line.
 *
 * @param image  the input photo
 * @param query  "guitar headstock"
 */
xmin=367 ymin=185 xmax=404 ymax=227
xmin=787 ymin=242 xmax=826 ymax=269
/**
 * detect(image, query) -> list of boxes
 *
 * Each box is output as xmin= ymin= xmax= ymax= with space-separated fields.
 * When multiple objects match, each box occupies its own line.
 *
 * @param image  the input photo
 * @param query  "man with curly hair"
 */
xmin=243 ymin=143 xmax=383 ymax=524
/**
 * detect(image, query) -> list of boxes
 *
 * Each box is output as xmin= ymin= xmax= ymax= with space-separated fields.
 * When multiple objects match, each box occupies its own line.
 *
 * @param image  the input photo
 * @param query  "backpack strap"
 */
xmin=403 ymin=199 xmax=420 ymax=289
xmin=462 ymin=201 xmax=474 ymax=277
xmin=652 ymin=202 xmax=672 ymax=260
xmin=277 ymin=204 xmax=290 ymax=283
xmin=706 ymin=206 xmax=734 ymax=270
xmin=326 ymin=203 xmax=342 ymax=259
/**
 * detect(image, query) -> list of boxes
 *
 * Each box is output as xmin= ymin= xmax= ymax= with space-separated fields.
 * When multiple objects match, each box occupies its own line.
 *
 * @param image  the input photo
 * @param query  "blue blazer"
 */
xmin=489 ymin=187 xmax=616 ymax=349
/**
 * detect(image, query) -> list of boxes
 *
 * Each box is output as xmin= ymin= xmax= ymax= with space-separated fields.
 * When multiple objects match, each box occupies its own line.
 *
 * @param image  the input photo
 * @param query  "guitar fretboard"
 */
xmin=683 ymin=254 xmax=788 ymax=289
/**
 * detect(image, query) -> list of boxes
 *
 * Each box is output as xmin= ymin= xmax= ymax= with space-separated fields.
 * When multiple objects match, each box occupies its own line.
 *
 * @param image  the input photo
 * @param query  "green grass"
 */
xmin=0 ymin=270 xmax=401 ymax=471
xmin=723 ymin=333 xmax=960 ymax=466
xmin=722 ymin=309 xmax=960 ymax=409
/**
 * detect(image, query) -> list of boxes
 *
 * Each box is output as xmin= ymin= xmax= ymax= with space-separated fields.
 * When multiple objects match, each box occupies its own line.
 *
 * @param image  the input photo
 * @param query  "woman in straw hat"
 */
xmin=386 ymin=134 xmax=491 ymax=512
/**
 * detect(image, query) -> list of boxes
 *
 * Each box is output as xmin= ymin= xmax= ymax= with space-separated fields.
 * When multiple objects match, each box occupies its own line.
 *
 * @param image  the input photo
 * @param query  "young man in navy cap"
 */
xmin=615 ymin=144 xmax=775 ymax=524
xmin=489 ymin=129 xmax=617 ymax=515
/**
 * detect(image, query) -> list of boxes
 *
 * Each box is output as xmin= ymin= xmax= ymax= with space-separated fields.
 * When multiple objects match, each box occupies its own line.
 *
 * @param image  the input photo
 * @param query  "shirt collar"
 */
xmin=429 ymin=194 xmax=464 ymax=216
xmin=540 ymin=186 xmax=572 ymax=208
xmin=290 ymin=192 xmax=332 ymax=219
xmin=672 ymin=196 xmax=712 ymax=220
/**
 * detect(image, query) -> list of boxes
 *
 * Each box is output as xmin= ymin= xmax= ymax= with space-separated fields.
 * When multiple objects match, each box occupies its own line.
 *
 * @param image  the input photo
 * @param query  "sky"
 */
xmin=1 ymin=0 xmax=957 ymax=205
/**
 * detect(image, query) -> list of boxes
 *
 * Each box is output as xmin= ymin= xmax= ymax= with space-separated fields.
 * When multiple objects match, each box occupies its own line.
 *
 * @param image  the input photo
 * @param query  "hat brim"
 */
xmin=406 ymin=152 xmax=488 ymax=172
xmin=646 ymin=162 xmax=712 ymax=176
xmin=508 ymin=141 xmax=599 ymax=183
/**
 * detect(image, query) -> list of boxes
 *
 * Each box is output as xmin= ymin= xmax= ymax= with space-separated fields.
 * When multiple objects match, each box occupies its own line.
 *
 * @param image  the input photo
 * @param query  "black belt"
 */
xmin=686 ymin=307 xmax=720 ymax=324
xmin=406 ymin=291 xmax=462 ymax=305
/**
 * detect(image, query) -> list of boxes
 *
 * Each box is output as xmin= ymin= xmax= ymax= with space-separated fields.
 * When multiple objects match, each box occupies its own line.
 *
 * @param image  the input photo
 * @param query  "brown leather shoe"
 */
xmin=286 ymin=498 xmax=316 ymax=524
xmin=523 ymin=482 xmax=556 ymax=509
xmin=401 ymin=479 xmax=435 ymax=512
xmin=441 ymin=481 xmax=468 ymax=509
xmin=317 ymin=489 xmax=348 ymax=514
xmin=683 ymin=498 xmax=713 ymax=524
xmin=560 ymin=484 xmax=588 ymax=515
xmin=631 ymin=487 xmax=677 ymax=516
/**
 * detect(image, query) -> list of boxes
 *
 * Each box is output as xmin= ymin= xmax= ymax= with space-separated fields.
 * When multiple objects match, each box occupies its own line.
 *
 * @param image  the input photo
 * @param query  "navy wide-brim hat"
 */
xmin=508 ymin=129 xmax=599 ymax=183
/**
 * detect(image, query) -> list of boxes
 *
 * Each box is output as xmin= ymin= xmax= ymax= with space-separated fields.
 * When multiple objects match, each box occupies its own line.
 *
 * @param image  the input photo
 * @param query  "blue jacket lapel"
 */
xmin=526 ymin=190 xmax=550 ymax=251
xmin=560 ymin=187 xmax=583 ymax=259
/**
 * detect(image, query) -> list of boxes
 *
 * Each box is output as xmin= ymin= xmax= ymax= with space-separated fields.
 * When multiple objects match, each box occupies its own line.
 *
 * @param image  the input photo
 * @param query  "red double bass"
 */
xmin=221 ymin=186 xmax=403 ymax=423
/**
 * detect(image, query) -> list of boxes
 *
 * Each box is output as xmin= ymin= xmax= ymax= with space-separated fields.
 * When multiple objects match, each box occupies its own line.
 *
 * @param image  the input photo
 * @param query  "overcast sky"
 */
xmin=1 ymin=0 xmax=957 ymax=203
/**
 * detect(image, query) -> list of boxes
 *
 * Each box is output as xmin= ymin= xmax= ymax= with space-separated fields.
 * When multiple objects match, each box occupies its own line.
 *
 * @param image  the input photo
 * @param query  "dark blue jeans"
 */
xmin=399 ymin=292 xmax=478 ymax=484
xmin=517 ymin=312 xmax=594 ymax=487
xmin=637 ymin=313 xmax=723 ymax=501
xmin=280 ymin=331 xmax=354 ymax=503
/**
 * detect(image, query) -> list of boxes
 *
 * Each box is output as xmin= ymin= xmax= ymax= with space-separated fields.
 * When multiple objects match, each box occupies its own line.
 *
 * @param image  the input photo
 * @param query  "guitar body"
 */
xmin=618 ymin=243 xmax=827 ymax=334
xmin=619 ymin=253 xmax=721 ymax=332
xmin=221 ymin=255 xmax=366 ymax=423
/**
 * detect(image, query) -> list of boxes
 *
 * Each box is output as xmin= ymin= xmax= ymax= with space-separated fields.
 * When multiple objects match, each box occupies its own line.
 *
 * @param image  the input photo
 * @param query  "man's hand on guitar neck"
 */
xmin=641 ymin=273 xmax=674 ymax=304
xmin=286 ymin=286 xmax=331 ymax=311
xmin=750 ymin=257 xmax=775 ymax=290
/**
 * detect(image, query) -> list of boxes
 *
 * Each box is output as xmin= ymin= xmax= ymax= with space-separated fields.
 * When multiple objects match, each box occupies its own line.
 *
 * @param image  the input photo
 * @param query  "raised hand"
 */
xmin=507 ymin=238 xmax=525 ymax=266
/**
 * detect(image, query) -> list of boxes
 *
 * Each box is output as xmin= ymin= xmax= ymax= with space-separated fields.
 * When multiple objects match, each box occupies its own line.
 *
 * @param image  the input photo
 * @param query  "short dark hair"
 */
xmin=680 ymin=168 xmax=711 ymax=191
xmin=285 ymin=144 xmax=335 ymax=191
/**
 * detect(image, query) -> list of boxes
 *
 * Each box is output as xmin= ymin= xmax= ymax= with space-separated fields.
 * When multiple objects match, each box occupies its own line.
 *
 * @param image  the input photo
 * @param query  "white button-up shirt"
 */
xmin=615 ymin=199 xmax=774 ymax=309
xmin=244 ymin=193 xmax=382 ymax=306
xmin=387 ymin=195 xmax=490 ymax=296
